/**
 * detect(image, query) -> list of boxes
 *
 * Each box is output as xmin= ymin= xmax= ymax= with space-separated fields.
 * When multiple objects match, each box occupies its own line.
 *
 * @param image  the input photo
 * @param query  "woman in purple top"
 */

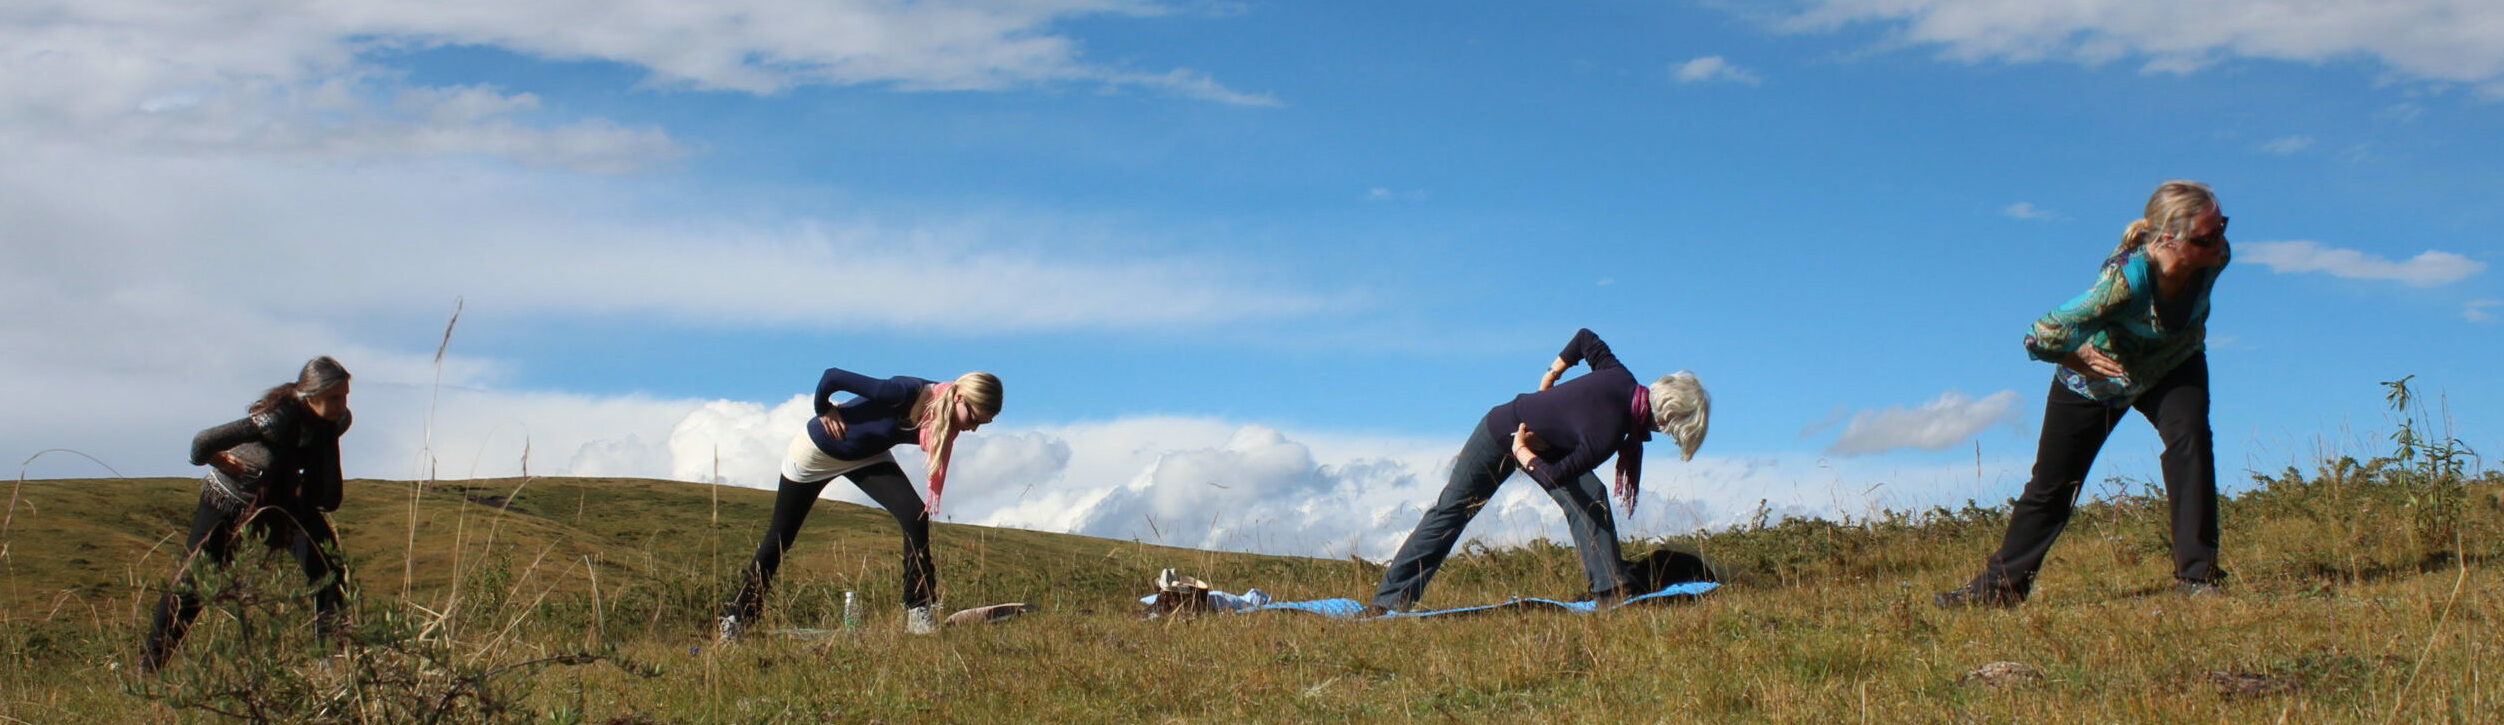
xmin=1369 ymin=329 xmax=1711 ymax=613
xmin=718 ymin=367 xmax=1002 ymax=639
xmin=143 ymin=356 xmax=354 ymax=672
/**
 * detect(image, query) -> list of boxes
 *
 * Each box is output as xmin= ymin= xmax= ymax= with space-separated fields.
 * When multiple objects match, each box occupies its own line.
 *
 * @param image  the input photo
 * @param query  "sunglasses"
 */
xmin=2181 ymin=216 xmax=2228 ymax=248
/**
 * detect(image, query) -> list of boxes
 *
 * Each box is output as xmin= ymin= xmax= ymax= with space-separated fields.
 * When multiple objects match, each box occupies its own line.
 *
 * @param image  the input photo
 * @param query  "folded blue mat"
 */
xmin=1257 ymin=581 xmax=1718 ymax=620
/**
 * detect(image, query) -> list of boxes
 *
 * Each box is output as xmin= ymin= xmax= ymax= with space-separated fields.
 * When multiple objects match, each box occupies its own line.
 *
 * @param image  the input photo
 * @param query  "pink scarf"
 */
xmin=1617 ymin=385 xmax=1650 ymax=516
xmin=917 ymin=383 xmax=953 ymax=516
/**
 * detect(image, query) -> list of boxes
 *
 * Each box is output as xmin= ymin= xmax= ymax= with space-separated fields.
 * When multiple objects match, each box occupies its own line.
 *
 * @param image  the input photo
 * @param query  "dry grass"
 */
xmin=1 ymin=456 xmax=2497 ymax=722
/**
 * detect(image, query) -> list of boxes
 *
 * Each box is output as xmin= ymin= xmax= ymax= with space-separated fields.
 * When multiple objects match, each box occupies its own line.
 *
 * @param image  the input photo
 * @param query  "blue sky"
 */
xmin=5 ymin=0 xmax=2497 ymax=558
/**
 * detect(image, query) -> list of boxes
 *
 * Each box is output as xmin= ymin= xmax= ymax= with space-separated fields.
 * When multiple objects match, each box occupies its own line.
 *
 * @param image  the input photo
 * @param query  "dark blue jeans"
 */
xmin=1372 ymin=416 xmax=1629 ymax=610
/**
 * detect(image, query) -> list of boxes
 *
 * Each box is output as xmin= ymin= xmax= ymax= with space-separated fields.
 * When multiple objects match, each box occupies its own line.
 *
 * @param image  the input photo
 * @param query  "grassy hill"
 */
xmin=4 ymin=456 xmax=2500 ymax=722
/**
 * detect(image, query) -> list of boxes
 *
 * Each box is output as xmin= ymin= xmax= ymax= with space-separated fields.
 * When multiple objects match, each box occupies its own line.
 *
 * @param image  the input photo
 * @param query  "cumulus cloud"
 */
xmin=2256 ymin=135 xmax=2317 ymax=155
xmin=2239 ymin=240 xmax=2487 ymax=287
xmin=1776 ymin=0 xmax=2504 ymax=87
xmin=1673 ymin=56 xmax=1764 ymax=85
xmin=2465 ymin=299 xmax=2501 ymax=323
xmin=1825 ymin=390 xmax=2021 ymax=455
xmin=2002 ymin=202 xmax=2061 ymax=221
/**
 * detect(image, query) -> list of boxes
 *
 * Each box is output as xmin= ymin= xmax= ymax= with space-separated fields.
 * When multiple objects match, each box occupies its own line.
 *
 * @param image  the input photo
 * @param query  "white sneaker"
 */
xmin=905 ymin=605 xmax=941 ymax=635
xmin=716 ymin=615 xmax=744 ymax=643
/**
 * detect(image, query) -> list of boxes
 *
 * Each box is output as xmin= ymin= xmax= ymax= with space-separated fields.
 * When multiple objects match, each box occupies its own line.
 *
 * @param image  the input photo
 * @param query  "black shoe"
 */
xmin=1354 ymin=604 xmax=1394 ymax=619
xmin=1933 ymin=581 xmax=2023 ymax=609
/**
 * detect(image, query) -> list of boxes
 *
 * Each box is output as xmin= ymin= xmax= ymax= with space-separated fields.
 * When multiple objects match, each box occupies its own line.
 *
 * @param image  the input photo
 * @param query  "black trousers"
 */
xmin=723 ymin=462 xmax=935 ymax=621
xmin=142 ymin=492 xmax=348 ymax=670
xmin=1980 ymin=353 xmax=2223 ymax=594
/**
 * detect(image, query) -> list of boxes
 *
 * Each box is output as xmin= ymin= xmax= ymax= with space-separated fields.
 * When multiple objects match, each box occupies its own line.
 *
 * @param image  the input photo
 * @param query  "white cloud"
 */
xmin=1365 ymin=187 xmax=1429 ymax=202
xmin=1826 ymin=390 xmax=2021 ymax=455
xmin=2257 ymin=135 xmax=2316 ymax=155
xmin=2466 ymin=299 xmax=2502 ymax=323
xmin=0 ymin=0 xmax=1267 ymax=167
xmin=2002 ymin=201 xmax=2062 ymax=220
xmin=1673 ymin=56 xmax=1764 ymax=85
xmin=2239 ymin=240 xmax=2487 ymax=287
xmin=1778 ymin=1 xmax=2504 ymax=87
xmin=1 ymin=149 xmax=1338 ymax=336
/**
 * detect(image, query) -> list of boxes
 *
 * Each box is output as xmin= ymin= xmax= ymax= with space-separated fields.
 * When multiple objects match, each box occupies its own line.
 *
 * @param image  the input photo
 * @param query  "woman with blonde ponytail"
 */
xmin=719 ymin=367 xmax=1001 ymax=639
xmin=1937 ymin=180 xmax=2232 ymax=608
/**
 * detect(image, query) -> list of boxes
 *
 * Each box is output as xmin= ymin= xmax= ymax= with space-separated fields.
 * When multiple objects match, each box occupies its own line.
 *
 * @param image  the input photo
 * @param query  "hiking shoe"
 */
xmin=715 ymin=615 xmax=744 ymax=643
xmin=1932 ymin=581 xmax=2023 ymax=609
xmin=1354 ymin=604 xmax=1392 ymax=619
xmin=905 ymin=605 xmax=941 ymax=635
xmin=2175 ymin=580 xmax=2225 ymax=598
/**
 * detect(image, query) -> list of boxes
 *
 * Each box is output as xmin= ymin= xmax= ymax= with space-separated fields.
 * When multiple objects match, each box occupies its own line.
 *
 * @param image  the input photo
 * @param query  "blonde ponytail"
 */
xmin=2113 ymin=180 xmax=2218 ymax=257
xmin=913 ymin=371 xmax=1003 ymax=514
xmin=2113 ymin=218 xmax=2156 ymax=256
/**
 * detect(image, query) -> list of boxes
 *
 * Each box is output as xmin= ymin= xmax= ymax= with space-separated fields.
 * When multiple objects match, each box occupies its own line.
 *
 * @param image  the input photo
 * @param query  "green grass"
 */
xmin=3 ymin=455 xmax=2500 ymax=722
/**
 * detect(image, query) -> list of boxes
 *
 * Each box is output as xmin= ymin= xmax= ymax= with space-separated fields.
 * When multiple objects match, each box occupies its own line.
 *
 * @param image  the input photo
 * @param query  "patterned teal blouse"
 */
xmin=2022 ymin=244 xmax=2230 ymax=404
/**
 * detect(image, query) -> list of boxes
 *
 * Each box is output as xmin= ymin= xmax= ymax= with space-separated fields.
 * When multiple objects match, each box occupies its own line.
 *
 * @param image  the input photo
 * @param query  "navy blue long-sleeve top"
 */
xmin=805 ymin=367 xmax=937 ymax=460
xmin=1482 ymin=328 xmax=1648 ymax=489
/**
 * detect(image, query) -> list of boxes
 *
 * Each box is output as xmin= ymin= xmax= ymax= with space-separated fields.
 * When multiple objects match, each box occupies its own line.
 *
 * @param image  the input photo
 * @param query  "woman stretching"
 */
xmin=719 ymin=368 xmax=1001 ymax=639
xmin=1937 ymin=180 xmax=2231 ymax=607
xmin=1369 ymin=328 xmax=1709 ymax=613
xmin=143 ymin=356 xmax=355 ymax=672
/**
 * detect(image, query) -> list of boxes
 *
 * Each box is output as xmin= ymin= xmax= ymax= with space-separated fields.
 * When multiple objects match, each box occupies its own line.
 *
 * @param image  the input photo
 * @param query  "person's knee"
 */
xmin=2160 ymin=425 xmax=2214 ymax=457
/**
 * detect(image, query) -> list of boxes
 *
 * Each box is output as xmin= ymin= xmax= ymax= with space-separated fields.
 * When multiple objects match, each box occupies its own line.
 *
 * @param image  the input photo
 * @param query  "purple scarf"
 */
xmin=1618 ymin=384 xmax=1650 ymax=516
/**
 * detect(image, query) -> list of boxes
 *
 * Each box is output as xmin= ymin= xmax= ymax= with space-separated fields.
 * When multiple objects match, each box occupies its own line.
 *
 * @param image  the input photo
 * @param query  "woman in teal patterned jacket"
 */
xmin=1938 ymin=180 xmax=2232 ymax=607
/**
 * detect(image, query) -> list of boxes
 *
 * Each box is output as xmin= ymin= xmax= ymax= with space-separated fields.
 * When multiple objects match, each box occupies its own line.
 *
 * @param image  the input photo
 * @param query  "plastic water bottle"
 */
xmin=841 ymin=591 xmax=861 ymax=630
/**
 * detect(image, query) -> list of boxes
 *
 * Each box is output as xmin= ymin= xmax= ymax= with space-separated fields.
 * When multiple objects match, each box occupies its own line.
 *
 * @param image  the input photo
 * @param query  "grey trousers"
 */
xmin=1372 ymin=416 xmax=1629 ymax=610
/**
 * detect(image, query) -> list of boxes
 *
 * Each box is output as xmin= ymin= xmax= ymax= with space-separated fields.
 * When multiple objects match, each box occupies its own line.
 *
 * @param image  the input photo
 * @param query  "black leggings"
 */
xmin=723 ymin=462 xmax=934 ymax=621
xmin=142 ymin=493 xmax=348 ymax=670
xmin=1979 ymin=353 xmax=2222 ymax=593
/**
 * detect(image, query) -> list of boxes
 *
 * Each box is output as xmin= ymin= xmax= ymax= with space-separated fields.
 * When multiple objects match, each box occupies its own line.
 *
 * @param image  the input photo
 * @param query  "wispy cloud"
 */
xmin=2257 ymin=135 xmax=2316 ymax=155
xmin=1774 ymin=1 xmax=2504 ymax=89
xmin=0 ymin=0 xmax=1269 ymax=167
xmin=2466 ymin=299 xmax=2502 ymax=323
xmin=2002 ymin=201 xmax=2063 ymax=221
xmin=1366 ymin=187 xmax=1430 ymax=203
xmin=2239 ymin=240 xmax=2487 ymax=287
xmin=1673 ymin=56 xmax=1764 ymax=85
xmin=1826 ymin=390 xmax=2021 ymax=455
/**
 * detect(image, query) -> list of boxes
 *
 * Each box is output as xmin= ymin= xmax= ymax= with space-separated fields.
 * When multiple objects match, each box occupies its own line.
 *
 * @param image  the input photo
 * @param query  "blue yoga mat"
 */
xmin=1257 ymin=581 xmax=1718 ymax=620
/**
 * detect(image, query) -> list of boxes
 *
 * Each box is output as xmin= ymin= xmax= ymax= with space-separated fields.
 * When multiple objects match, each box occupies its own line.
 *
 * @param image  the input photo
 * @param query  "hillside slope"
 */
xmin=3 ymin=466 xmax=2499 ymax=722
xmin=1 ymin=476 xmax=1367 ymax=624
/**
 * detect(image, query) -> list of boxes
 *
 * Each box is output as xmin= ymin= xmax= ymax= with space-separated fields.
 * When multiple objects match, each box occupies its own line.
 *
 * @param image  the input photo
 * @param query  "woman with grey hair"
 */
xmin=1937 ymin=180 xmax=2231 ymax=608
xmin=1368 ymin=328 xmax=1709 ymax=613
xmin=142 ymin=356 xmax=356 ymax=672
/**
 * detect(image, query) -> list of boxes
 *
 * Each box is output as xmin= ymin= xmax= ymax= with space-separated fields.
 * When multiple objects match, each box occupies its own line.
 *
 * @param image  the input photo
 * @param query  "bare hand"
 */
xmin=1511 ymin=423 xmax=1545 ymax=469
xmin=819 ymin=413 xmax=848 ymax=440
xmin=1537 ymin=357 xmax=1568 ymax=391
xmin=2062 ymin=347 xmax=2127 ymax=379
